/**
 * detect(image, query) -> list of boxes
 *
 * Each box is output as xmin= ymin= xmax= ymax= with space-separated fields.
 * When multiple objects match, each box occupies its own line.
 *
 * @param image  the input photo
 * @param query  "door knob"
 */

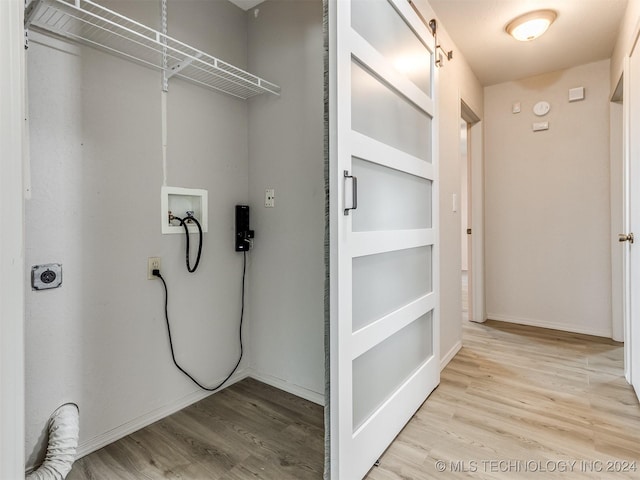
xmin=619 ymin=233 xmax=634 ymax=243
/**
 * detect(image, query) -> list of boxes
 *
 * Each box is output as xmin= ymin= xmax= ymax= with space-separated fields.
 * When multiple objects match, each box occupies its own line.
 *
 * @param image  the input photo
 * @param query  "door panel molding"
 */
xmin=351 ymin=355 xmax=439 ymax=476
xmin=351 ymin=31 xmax=434 ymax=113
xmin=352 ymin=229 xmax=434 ymax=257
xmin=351 ymin=131 xmax=435 ymax=180
xmin=352 ymin=292 xmax=437 ymax=358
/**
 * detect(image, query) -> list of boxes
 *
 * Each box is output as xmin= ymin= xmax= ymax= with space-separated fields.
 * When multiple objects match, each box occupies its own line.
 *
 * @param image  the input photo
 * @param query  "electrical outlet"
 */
xmin=265 ymin=188 xmax=275 ymax=208
xmin=148 ymin=257 xmax=161 ymax=279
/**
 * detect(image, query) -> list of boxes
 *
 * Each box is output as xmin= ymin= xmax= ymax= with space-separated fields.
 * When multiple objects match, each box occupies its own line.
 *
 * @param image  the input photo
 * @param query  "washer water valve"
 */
xmin=32 ymin=263 xmax=63 ymax=290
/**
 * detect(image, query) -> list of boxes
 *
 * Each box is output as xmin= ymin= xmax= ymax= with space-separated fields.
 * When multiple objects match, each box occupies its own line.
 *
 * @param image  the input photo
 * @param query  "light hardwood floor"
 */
xmin=365 ymin=321 xmax=640 ymax=479
xmin=66 ymin=378 xmax=324 ymax=480
xmin=67 ymin=321 xmax=640 ymax=479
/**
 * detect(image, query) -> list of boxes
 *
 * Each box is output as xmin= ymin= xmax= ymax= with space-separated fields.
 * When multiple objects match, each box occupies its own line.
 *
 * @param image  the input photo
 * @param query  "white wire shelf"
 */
xmin=25 ymin=0 xmax=281 ymax=99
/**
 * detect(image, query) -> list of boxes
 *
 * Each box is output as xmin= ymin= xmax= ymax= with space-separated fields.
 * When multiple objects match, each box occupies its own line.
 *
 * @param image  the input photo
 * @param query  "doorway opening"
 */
xmin=460 ymin=117 xmax=470 ymax=322
xmin=460 ymin=100 xmax=483 ymax=326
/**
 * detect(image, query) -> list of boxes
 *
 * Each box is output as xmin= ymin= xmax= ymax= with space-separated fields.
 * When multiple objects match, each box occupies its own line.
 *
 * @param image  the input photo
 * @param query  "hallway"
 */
xmin=366 ymin=321 xmax=640 ymax=479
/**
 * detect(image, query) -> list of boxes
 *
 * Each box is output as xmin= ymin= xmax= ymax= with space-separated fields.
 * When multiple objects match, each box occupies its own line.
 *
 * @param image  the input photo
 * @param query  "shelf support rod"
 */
xmin=160 ymin=0 xmax=168 ymax=92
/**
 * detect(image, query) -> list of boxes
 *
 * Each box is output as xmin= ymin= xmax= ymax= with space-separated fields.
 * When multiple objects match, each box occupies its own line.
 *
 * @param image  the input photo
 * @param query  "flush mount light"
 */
xmin=506 ymin=9 xmax=557 ymax=41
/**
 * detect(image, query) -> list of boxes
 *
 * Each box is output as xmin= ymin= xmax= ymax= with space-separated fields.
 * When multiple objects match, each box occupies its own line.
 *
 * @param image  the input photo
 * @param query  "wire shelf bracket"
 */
xmin=24 ymin=0 xmax=281 ymax=99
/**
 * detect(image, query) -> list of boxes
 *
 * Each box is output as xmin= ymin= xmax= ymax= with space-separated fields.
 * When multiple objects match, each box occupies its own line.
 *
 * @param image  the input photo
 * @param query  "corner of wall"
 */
xmin=610 ymin=0 xmax=640 ymax=97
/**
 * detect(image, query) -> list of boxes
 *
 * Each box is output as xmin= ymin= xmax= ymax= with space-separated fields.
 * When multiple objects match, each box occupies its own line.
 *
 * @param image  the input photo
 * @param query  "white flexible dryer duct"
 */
xmin=27 ymin=403 xmax=80 ymax=480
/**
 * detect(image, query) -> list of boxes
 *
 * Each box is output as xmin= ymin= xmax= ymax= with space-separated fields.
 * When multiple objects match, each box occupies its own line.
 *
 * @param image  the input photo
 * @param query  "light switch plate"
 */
xmin=32 ymin=263 xmax=63 ymax=290
xmin=532 ymin=121 xmax=549 ymax=132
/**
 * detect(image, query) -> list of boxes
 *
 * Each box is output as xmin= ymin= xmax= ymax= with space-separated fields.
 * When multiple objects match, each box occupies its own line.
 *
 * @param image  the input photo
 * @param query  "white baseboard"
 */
xmin=487 ymin=313 xmax=612 ymax=339
xmin=75 ymin=369 xmax=249 ymax=460
xmin=247 ymin=369 xmax=325 ymax=406
xmin=440 ymin=341 xmax=462 ymax=371
xmin=468 ymin=316 xmax=487 ymax=324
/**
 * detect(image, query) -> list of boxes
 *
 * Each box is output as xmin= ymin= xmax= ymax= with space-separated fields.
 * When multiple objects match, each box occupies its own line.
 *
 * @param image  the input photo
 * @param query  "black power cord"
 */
xmin=170 ymin=213 xmax=203 ymax=272
xmin=153 ymin=250 xmax=246 ymax=391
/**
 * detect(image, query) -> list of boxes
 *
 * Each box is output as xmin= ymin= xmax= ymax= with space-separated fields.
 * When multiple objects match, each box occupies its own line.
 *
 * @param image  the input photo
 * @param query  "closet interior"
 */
xmin=24 ymin=0 xmax=325 ymax=476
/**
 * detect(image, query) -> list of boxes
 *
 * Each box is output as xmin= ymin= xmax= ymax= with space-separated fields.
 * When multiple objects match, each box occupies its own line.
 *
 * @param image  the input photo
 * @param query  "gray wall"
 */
xmin=484 ymin=59 xmax=612 ymax=337
xmin=246 ymin=0 xmax=325 ymax=401
xmin=25 ymin=0 xmax=252 ymax=467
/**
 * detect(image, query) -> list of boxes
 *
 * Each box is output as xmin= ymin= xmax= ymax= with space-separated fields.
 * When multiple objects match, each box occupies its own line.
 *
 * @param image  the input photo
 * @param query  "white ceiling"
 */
xmin=428 ymin=0 xmax=628 ymax=85
xmin=228 ymin=0 xmax=627 ymax=86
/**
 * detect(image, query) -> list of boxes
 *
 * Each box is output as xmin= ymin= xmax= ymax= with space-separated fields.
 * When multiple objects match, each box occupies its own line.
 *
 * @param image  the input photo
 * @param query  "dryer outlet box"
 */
xmin=32 ymin=263 xmax=63 ymax=290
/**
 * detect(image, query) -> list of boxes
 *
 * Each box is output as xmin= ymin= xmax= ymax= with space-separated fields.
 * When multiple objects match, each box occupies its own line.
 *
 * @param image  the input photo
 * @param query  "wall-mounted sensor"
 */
xmin=235 ymin=205 xmax=254 ymax=252
xmin=533 ymin=101 xmax=550 ymax=116
xmin=568 ymin=87 xmax=585 ymax=102
xmin=32 ymin=263 xmax=63 ymax=290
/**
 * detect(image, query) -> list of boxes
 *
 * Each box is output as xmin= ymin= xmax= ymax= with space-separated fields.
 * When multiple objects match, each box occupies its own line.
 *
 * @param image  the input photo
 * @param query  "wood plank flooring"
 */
xmin=66 ymin=378 xmax=324 ymax=480
xmin=365 ymin=321 xmax=640 ymax=480
xmin=67 ymin=320 xmax=640 ymax=479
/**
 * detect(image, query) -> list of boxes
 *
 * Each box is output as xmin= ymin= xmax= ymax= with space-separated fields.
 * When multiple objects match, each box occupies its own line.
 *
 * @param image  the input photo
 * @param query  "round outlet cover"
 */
xmin=32 ymin=263 xmax=63 ymax=290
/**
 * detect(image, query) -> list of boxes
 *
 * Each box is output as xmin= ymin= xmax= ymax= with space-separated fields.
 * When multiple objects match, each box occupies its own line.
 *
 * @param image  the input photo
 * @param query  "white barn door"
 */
xmin=328 ymin=1 xmax=439 ymax=478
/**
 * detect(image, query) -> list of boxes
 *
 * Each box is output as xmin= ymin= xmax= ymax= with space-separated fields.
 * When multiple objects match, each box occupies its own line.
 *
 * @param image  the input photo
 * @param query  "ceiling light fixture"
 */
xmin=506 ymin=9 xmax=557 ymax=42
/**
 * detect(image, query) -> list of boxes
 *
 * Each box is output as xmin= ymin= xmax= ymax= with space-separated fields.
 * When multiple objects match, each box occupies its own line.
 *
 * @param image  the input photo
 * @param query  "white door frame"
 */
xmin=461 ymin=100 xmax=485 ymax=324
xmin=622 ymin=20 xmax=640 ymax=392
xmin=0 ymin=0 xmax=26 ymax=477
xmin=610 ymin=76 xmax=624 ymax=345
xmin=622 ymin=54 xmax=632 ymax=383
xmin=627 ymin=27 xmax=640 ymax=399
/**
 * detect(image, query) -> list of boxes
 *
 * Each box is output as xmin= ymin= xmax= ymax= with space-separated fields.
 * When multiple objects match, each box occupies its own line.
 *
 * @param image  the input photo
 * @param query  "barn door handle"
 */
xmin=344 ymin=170 xmax=358 ymax=216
